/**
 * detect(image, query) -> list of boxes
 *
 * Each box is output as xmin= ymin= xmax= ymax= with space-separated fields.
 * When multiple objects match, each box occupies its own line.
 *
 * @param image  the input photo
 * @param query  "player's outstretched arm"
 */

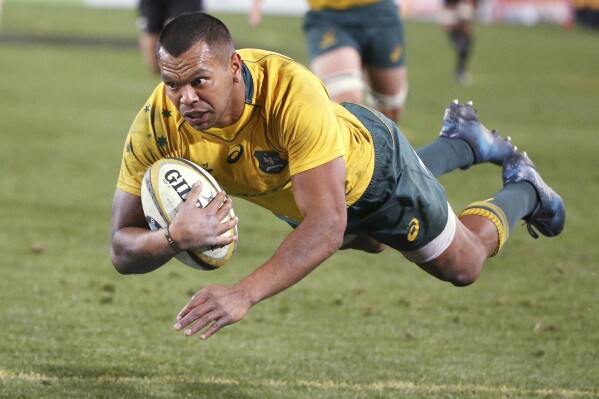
xmin=174 ymin=157 xmax=348 ymax=340
xmin=110 ymin=184 xmax=237 ymax=274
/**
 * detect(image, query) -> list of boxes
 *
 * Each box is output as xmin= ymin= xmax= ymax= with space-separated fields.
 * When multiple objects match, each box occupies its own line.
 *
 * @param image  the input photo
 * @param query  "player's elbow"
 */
xmin=110 ymin=242 xmax=141 ymax=275
xmin=329 ymin=228 xmax=347 ymax=253
xmin=110 ymin=240 xmax=163 ymax=275
xmin=303 ymin=212 xmax=346 ymax=257
xmin=110 ymin=250 xmax=133 ymax=275
xmin=324 ymin=212 xmax=348 ymax=253
xmin=113 ymin=264 xmax=132 ymax=275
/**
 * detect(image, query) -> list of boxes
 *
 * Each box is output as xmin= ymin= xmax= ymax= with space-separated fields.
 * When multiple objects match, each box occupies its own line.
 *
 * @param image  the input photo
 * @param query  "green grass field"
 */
xmin=1 ymin=2 xmax=598 ymax=398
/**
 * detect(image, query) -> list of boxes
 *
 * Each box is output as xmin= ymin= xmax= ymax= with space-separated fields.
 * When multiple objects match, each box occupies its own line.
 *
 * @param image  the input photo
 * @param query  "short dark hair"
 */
xmin=157 ymin=12 xmax=235 ymax=59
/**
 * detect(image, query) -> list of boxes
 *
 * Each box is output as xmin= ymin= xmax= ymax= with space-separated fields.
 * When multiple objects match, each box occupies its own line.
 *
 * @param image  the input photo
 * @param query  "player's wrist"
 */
xmin=233 ymin=280 xmax=261 ymax=307
xmin=163 ymin=224 xmax=183 ymax=254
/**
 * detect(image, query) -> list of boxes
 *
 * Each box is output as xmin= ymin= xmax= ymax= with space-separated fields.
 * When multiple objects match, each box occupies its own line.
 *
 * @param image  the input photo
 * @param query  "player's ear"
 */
xmin=230 ymin=52 xmax=243 ymax=83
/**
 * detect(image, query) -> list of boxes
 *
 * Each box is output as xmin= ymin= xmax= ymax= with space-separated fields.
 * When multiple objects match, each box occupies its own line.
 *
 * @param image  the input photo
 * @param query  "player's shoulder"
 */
xmin=237 ymin=49 xmax=327 ymax=116
xmin=237 ymin=48 xmax=300 ymax=67
xmin=239 ymin=48 xmax=317 ymax=93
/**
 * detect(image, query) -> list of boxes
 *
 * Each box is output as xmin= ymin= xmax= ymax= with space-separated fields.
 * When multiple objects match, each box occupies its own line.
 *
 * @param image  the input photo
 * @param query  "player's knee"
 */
xmin=380 ymin=107 xmax=403 ymax=122
xmin=364 ymin=85 xmax=408 ymax=121
xmin=331 ymin=91 xmax=364 ymax=106
xmin=447 ymin=266 xmax=481 ymax=287
xmin=422 ymin=257 xmax=483 ymax=287
xmin=322 ymin=72 xmax=365 ymax=103
xmin=445 ymin=250 xmax=485 ymax=286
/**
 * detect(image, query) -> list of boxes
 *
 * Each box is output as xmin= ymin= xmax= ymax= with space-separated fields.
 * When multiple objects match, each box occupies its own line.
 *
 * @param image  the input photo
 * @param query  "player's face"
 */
xmin=159 ymin=42 xmax=244 ymax=131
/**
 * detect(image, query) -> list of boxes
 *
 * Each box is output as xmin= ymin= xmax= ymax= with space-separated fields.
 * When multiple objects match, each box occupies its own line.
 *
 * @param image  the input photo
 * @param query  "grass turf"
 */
xmin=1 ymin=2 xmax=598 ymax=398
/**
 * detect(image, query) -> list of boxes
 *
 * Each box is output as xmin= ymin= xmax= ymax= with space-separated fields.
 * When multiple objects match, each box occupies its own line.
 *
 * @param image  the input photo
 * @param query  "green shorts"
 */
xmin=302 ymin=0 xmax=406 ymax=68
xmin=275 ymin=103 xmax=452 ymax=262
xmin=343 ymin=103 xmax=451 ymax=256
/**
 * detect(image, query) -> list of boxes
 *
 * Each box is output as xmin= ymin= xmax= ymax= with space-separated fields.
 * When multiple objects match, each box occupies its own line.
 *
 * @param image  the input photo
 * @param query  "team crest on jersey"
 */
xmin=254 ymin=151 xmax=288 ymax=174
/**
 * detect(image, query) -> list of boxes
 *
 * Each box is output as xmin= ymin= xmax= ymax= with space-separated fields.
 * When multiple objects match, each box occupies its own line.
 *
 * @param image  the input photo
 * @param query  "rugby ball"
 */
xmin=140 ymin=158 xmax=237 ymax=271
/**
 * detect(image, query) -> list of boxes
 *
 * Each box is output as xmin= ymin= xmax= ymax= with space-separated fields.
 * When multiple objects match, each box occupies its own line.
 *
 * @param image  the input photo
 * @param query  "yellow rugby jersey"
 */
xmin=118 ymin=49 xmax=374 ymax=221
xmin=307 ymin=0 xmax=383 ymax=11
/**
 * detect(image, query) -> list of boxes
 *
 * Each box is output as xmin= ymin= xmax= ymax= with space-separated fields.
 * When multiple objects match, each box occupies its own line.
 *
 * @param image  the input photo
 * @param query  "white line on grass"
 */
xmin=1 ymin=369 xmax=598 ymax=398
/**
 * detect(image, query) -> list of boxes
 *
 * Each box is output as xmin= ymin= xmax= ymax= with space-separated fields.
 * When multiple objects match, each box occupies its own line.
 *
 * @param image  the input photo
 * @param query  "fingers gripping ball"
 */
xmin=141 ymin=158 xmax=237 ymax=270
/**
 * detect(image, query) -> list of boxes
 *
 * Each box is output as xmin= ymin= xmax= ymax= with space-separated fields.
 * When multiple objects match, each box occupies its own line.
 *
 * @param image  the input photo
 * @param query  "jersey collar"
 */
xmin=242 ymin=62 xmax=254 ymax=104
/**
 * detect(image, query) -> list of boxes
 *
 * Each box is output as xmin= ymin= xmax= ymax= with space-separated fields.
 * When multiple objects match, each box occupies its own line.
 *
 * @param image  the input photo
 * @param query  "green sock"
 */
xmin=488 ymin=182 xmax=538 ymax=232
xmin=459 ymin=182 xmax=537 ymax=256
xmin=416 ymin=137 xmax=474 ymax=178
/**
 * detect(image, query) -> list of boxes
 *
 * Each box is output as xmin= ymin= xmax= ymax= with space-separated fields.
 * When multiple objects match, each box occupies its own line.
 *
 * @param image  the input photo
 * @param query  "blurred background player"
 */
xmin=249 ymin=0 xmax=408 ymax=122
xmin=137 ymin=0 xmax=204 ymax=74
xmin=439 ymin=0 xmax=478 ymax=86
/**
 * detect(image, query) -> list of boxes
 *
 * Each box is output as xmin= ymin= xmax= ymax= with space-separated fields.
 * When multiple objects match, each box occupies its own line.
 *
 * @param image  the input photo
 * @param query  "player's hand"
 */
xmin=173 ymin=284 xmax=251 ymax=340
xmin=169 ymin=181 xmax=238 ymax=252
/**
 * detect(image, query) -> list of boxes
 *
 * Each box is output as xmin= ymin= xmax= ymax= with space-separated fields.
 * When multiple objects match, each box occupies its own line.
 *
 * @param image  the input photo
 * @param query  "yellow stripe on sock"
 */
xmin=459 ymin=201 xmax=509 ymax=257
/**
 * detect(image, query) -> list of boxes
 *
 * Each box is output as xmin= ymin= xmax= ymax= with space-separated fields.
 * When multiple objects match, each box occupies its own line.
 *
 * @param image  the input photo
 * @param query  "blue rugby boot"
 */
xmin=503 ymin=152 xmax=566 ymax=238
xmin=440 ymin=100 xmax=516 ymax=169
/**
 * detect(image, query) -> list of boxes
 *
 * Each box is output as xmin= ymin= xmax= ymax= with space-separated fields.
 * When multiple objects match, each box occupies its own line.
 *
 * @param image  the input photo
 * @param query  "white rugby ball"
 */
xmin=140 ymin=157 xmax=237 ymax=271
